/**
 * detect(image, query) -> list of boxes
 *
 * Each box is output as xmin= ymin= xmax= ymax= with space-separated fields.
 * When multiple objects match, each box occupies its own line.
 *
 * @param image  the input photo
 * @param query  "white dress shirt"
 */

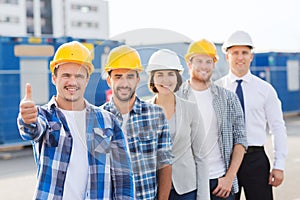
xmin=216 ymin=70 xmax=288 ymax=170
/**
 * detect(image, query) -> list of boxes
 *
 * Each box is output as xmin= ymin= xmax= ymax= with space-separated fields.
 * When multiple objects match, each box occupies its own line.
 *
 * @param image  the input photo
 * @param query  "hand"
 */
xmin=19 ymin=83 xmax=37 ymax=124
xmin=212 ymin=176 xmax=233 ymax=198
xmin=269 ymin=169 xmax=284 ymax=187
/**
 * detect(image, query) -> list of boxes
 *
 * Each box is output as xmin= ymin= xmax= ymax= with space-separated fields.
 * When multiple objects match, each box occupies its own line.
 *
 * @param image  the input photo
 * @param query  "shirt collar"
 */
xmin=108 ymin=96 xmax=142 ymax=115
xmin=47 ymin=96 xmax=58 ymax=110
xmin=228 ymin=70 xmax=252 ymax=83
xmin=131 ymin=96 xmax=142 ymax=114
xmin=46 ymin=96 xmax=91 ymax=111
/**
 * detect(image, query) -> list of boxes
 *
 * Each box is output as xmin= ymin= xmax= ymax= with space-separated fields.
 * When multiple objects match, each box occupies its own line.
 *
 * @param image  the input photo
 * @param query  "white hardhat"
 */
xmin=222 ymin=30 xmax=254 ymax=53
xmin=146 ymin=49 xmax=184 ymax=73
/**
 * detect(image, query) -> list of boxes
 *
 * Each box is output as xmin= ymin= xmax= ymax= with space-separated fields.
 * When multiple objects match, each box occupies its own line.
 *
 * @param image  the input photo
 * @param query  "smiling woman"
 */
xmin=146 ymin=48 xmax=210 ymax=199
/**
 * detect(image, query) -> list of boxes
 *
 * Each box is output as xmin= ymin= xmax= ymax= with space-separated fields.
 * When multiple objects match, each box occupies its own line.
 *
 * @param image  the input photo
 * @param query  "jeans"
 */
xmin=169 ymin=189 xmax=196 ymax=200
xmin=210 ymin=178 xmax=235 ymax=200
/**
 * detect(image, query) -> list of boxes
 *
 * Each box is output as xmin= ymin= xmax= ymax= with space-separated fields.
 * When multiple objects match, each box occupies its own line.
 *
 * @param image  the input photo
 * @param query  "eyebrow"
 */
xmin=113 ymin=73 xmax=135 ymax=77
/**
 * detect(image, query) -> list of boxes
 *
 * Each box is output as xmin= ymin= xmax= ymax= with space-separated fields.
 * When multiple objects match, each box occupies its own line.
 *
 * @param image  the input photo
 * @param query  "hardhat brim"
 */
xmin=50 ymin=59 xmax=94 ymax=75
xmin=146 ymin=64 xmax=184 ymax=74
xmin=222 ymin=43 xmax=254 ymax=53
xmin=104 ymin=65 xmax=144 ymax=73
xmin=185 ymin=53 xmax=219 ymax=63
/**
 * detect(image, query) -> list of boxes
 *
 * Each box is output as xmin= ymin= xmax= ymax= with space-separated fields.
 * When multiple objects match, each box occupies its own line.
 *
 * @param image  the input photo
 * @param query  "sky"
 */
xmin=107 ymin=0 xmax=300 ymax=52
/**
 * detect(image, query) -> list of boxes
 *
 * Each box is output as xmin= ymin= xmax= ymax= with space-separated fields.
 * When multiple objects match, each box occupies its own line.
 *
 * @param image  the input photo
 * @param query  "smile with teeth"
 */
xmin=65 ymin=86 xmax=78 ymax=93
xmin=198 ymin=71 xmax=208 ymax=76
xmin=118 ymin=87 xmax=130 ymax=93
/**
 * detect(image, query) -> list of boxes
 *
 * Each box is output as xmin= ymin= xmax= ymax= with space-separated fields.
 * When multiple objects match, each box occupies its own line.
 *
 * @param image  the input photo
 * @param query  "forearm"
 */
xmin=17 ymin=114 xmax=46 ymax=141
xmin=225 ymin=144 xmax=245 ymax=180
xmin=157 ymin=164 xmax=172 ymax=200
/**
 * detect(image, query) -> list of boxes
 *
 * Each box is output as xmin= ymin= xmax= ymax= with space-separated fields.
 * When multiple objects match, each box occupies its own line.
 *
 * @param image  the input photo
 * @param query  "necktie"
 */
xmin=235 ymin=80 xmax=245 ymax=113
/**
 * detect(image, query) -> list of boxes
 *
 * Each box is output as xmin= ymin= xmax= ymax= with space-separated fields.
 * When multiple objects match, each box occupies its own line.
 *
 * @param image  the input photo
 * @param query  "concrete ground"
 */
xmin=0 ymin=115 xmax=300 ymax=200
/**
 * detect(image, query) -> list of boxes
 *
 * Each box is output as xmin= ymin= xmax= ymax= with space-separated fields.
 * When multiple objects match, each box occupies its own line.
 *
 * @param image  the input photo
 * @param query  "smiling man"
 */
xmin=101 ymin=45 xmax=173 ymax=200
xmin=216 ymin=30 xmax=288 ymax=200
xmin=17 ymin=41 xmax=134 ymax=199
xmin=177 ymin=39 xmax=247 ymax=200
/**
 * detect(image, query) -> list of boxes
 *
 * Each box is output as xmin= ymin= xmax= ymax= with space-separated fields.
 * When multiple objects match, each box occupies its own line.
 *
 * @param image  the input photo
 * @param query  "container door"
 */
xmin=20 ymin=59 xmax=49 ymax=104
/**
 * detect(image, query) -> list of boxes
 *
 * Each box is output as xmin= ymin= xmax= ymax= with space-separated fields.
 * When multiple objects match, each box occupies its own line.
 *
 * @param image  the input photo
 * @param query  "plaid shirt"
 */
xmin=177 ymin=81 xmax=247 ymax=194
xmin=17 ymin=97 xmax=134 ymax=200
xmin=102 ymin=97 xmax=173 ymax=200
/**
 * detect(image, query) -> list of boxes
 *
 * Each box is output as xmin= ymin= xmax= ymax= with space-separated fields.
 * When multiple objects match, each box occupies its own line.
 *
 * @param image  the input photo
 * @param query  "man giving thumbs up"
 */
xmin=17 ymin=41 xmax=134 ymax=200
xmin=19 ymin=83 xmax=37 ymax=124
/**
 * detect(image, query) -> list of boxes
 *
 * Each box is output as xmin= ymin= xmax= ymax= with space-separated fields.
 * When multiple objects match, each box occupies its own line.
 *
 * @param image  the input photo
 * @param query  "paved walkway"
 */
xmin=0 ymin=115 xmax=299 ymax=200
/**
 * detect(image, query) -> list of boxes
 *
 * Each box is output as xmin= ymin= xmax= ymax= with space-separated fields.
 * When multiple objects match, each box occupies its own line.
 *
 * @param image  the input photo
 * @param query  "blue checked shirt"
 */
xmin=17 ymin=97 xmax=134 ymax=200
xmin=101 ymin=97 xmax=173 ymax=200
xmin=177 ymin=81 xmax=247 ymax=194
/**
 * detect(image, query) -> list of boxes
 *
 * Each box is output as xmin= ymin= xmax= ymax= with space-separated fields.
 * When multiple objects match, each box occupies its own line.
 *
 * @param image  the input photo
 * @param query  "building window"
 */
xmin=26 ymin=0 xmax=33 ymax=34
xmin=0 ymin=16 xmax=19 ymax=23
xmin=71 ymin=21 xmax=98 ymax=28
xmin=71 ymin=4 xmax=98 ymax=13
xmin=40 ymin=0 xmax=53 ymax=34
xmin=0 ymin=0 xmax=19 ymax=4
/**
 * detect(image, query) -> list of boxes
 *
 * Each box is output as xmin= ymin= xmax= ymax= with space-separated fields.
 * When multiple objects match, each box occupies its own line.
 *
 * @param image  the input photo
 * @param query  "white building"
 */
xmin=0 ymin=0 xmax=109 ymax=39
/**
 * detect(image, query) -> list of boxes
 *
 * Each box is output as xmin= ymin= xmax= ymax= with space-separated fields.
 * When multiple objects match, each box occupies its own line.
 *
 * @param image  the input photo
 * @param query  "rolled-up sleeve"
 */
xmin=17 ymin=109 xmax=47 ymax=142
xmin=157 ymin=112 xmax=173 ymax=169
xmin=231 ymin=93 xmax=248 ymax=149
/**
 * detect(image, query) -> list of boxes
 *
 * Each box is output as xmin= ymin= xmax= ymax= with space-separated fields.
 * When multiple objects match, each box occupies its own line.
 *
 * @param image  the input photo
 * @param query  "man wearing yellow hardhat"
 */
xmin=177 ymin=39 xmax=247 ymax=200
xmin=216 ymin=30 xmax=288 ymax=200
xmin=101 ymin=45 xmax=173 ymax=200
xmin=17 ymin=41 xmax=134 ymax=199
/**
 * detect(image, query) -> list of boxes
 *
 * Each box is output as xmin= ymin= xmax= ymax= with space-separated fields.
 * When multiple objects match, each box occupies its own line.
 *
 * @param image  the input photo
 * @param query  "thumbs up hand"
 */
xmin=19 ymin=83 xmax=38 ymax=124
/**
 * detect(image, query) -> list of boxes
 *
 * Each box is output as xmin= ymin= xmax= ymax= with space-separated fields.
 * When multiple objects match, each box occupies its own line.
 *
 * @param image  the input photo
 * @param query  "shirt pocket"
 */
xmin=137 ymin=131 xmax=156 ymax=158
xmin=44 ymin=122 xmax=61 ymax=147
xmin=93 ymin=128 xmax=112 ymax=154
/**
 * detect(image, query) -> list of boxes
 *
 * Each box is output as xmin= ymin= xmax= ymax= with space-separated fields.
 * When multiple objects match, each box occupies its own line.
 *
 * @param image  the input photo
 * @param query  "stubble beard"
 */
xmin=115 ymin=87 xmax=136 ymax=102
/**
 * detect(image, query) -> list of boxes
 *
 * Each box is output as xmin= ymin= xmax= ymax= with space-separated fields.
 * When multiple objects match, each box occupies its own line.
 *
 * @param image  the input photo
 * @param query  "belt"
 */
xmin=246 ymin=146 xmax=264 ymax=153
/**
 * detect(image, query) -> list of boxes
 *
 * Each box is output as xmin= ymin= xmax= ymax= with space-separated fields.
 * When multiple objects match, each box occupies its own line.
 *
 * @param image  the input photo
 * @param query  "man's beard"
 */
xmin=64 ymin=95 xmax=80 ymax=102
xmin=114 ymin=86 xmax=136 ymax=102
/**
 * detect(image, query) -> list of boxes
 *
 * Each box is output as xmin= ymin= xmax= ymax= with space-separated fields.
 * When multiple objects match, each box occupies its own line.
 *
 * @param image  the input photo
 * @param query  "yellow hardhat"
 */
xmin=104 ymin=45 xmax=143 ymax=72
xmin=185 ymin=39 xmax=219 ymax=63
xmin=50 ymin=41 xmax=94 ymax=75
